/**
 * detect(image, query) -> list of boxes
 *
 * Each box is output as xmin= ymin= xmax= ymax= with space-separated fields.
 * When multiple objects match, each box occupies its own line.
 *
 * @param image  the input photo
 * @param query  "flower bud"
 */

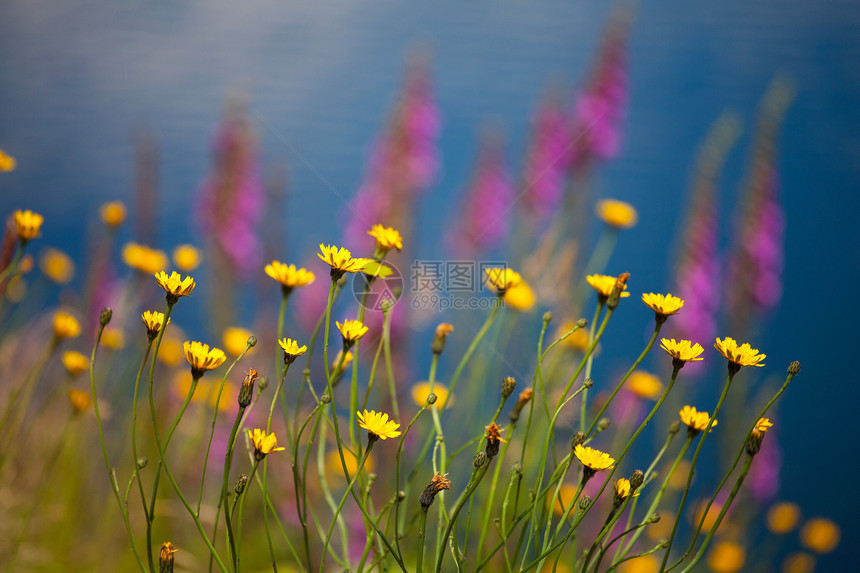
xmin=247 ymin=335 xmax=257 ymax=348
xmin=512 ymin=462 xmax=522 ymax=475
xmin=542 ymin=311 xmax=553 ymax=324
xmin=583 ymin=378 xmax=594 ymax=389
xmin=136 ymin=456 xmax=148 ymax=470
xmin=426 ymin=393 xmax=437 ymax=405
xmin=238 ymin=369 xmax=259 ymax=408
xmin=669 ymin=421 xmax=681 ymax=436
xmin=320 ymin=393 xmax=332 ymax=405
xmin=596 ymin=417 xmax=611 ymax=432
xmin=788 ymin=361 xmax=801 ymax=375
xmin=431 ymin=323 xmax=454 ymax=355
xmin=579 ymin=496 xmax=591 ymax=510
xmin=99 ymin=306 xmax=113 ymax=327
xmin=159 ymin=542 xmax=177 ymax=573
xmin=501 ymin=376 xmax=516 ymax=399
xmin=509 ymin=388 xmax=533 ymax=423
xmin=629 ymin=469 xmax=645 ymax=492
xmin=257 ymin=376 xmax=269 ymax=391
xmin=234 ymin=474 xmax=248 ymax=495
xmin=474 ymin=451 xmax=487 ymax=468
xmin=570 ymin=432 xmax=586 ymax=450
xmin=576 ymin=318 xmax=588 ymax=329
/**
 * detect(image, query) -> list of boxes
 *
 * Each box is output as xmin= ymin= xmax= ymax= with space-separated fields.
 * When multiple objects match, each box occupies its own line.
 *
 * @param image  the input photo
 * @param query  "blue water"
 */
xmin=1 ymin=0 xmax=859 ymax=567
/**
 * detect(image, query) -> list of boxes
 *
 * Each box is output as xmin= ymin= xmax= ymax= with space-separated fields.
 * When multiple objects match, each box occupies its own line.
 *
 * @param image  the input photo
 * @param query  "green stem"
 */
xmin=89 ymin=321 xmax=149 ymax=573
xmin=659 ymin=370 xmax=736 ymax=571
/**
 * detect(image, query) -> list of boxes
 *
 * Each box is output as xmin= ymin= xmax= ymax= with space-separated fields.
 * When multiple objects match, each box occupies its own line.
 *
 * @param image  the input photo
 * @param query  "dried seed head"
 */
xmin=419 ymin=473 xmax=452 ymax=509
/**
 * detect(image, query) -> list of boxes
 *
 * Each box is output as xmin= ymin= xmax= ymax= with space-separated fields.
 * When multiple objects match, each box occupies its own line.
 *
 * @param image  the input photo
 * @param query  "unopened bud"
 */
xmin=596 ymin=417 xmax=611 ymax=432
xmin=432 ymin=323 xmax=454 ymax=355
xmin=512 ymin=462 xmax=522 ymax=475
xmin=669 ymin=421 xmax=681 ymax=436
xmin=501 ymin=376 xmax=516 ymax=399
xmin=238 ymin=369 xmax=259 ymax=408
xmin=542 ymin=311 xmax=553 ymax=324
xmin=576 ymin=318 xmax=588 ymax=329
xmin=629 ymin=469 xmax=645 ymax=492
xmin=320 ymin=393 xmax=332 ymax=405
xmin=579 ymin=496 xmax=591 ymax=510
xmin=398 ymin=490 xmax=406 ymax=501
xmin=136 ymin=456 xmax=148 ymax=470
xmin=788 ymin=361 xmax=801 ymax=375
xmin=509 ymin=388 xmax=533 ymax=423
xmin=99 ymin=307 xmax=113 ymax=327
xmin=570 ymin=432 xmax=586 ymax=450
xmin=583 ymin=378 xmax=594 ymax=389
xmin=247 ymin=335 xmax=257 ymax=348
xmin=474 ymin=451 xmax=487 ymax=468
xmin=234 ymin=474 xmax=248 ymax=495
xmin=648 ymin=513 xmax=661 ymax=523
xmin=257 ymin=376 xmax=269 ymax=391
xmin=427 ymin=393 xmax=437 ymax=405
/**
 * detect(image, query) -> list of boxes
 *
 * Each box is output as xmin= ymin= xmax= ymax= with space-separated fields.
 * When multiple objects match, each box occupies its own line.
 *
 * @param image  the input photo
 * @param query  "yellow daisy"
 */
xmin=574 ymin=444 xmax=615 ymax=472
xmin=641 ymin=292 xmax=684 ymax=320
xmin=172 ymin=244 xmax=201 ymax=271
xmin=183 ymin=341 xmax=226 ymax=377
xmin=596 ymin=199 xmax=638 ymax=229
xmin=154 ymin=271 xmax=196 ymax=303
xmin=264 ymin=261 xmax=316 ymax=289
xmin=318 ymin=244 xmax=366 ymax=279
xmin=357 ymin=409 xmax=401 ymax=441
xmin=248 ymin=428 xmax=286 ymax=460
xmin=503 ymin=280 xmax=536 ymax=311
xmin=660 ymin=338 xmax=704 ymax=363
xmin=367 ymin=224 xmax=403 ymax=253
xmin=485 ymin=267 xmax=521 ymax=293
xmin=279 ymin=337 xmax=308 ymax=364
xmin=714 ymin=337 xmax=766 ymax=370
xmin=141 ymin=310 xmax=168 ymax=339
xmin=679 ymin=405 xmax=717 ymax=433
xmin=122 ymin=243 xmax=168 ymax=274
xmin=336 ymin=319 xmax=369 ymax=345
xmin=13 ymin=210 xmax=43 ymax=242
xmin=62 ymin=351 xmax=89 ymax=376
xmin=54 ymin=311 xmax=81 ymax=339
xmin=586 ymin=274 xmax=630 ymax=299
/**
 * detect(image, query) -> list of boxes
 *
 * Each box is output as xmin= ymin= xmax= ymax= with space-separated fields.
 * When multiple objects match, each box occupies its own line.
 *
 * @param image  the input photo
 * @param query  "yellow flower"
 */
xmin=573 ymin=444 xmax=615 ymax=472
xmin=279 ymin=338 xmax=308 ymax=363
xmin=101 ymin=327 xmax=125 ymax=350
xmin=54 ymin=311 xmax=81 ymax=339
xmin=659 ymin=338 xmax=704 ymax=363
xmin=183 ymin=341 xmax=226 ymax=376
xmin=172 ymin=244 xmax=201 ymax=271
xmin=596 ymin=199 xmax=638 ymax=229
xmin=223 ymin=327 xmax=255 ymax=357
xmin=318 ymin=244 xmax=365 ymax=278
xmin=714 ymin=337 xmax=766 ymax=369
xmin=154 ymin=271 xmax=196 ymax=302
xmin=485 ymin=267 xmax=522 ymax=293
xmin=754 ymin=417 xmax=773 ymax=434
xmin=62 ymin=351 xmax=89 ymax=376
xmin=767 ymin=501 xmax=801 ymax=534
xmin=68 ymin=388 xmax=92 ymax=413
xmin=141 ymin=310 xmax=168 ymax=339
xmin=357 ymin=409 xmax=401 ymax=440
xmin=411 ymin=381 xmax=451 ymax=409
xmin=39 ymin=248 xmax=75 ymax=284
xmin=503 ymin=280 xmax=536 ymax=311
xmin=332 ymin=350 xmax=353 ymax=376
xmin=13 ymin=210 xmax=43 ymax=242
xmin=586 ymin=274 xmax=630 ymax=298
xmin=337 ymin=319 xmax=369 ymax=343
xmin=100 ymin=201 xmax=126 ymax=227
xmin=367 ymin=224 xmax=403 ymax=252
xmin=265 ymin=260 xmax=316 ymax=289
xmin=641 ymin=293 xmax=684 ymax=317
xmin=614 ymin=478 xmax=632 ymax=503
xmin=0 ymin=149 xmax=16 ymax=172
xmin=248 ymin=428 xmax=286 ymax=459
xmin=122 ymin=243 xmax=168 ymax=274
xmin=706 ymin=541 xmax=746 ymax=573
xmin=627 ymin=371 xmax=663 ymax=400
xmin=679 ymin=405 xmax=717 ymax=433
xmin=800 ymin=518 xmax=840 ymax=554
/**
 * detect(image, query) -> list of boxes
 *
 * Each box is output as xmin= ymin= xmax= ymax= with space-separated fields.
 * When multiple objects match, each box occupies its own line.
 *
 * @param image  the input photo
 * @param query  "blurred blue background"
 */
xmin=1 ymin=0 xmax=858 ymax=568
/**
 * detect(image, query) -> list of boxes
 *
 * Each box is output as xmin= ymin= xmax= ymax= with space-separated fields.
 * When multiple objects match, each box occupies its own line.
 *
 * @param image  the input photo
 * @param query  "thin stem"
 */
xmin=659 ymin=370 xmax=736 ymax=571
xmin=89 ymin=321 xmax=148 ymax=573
